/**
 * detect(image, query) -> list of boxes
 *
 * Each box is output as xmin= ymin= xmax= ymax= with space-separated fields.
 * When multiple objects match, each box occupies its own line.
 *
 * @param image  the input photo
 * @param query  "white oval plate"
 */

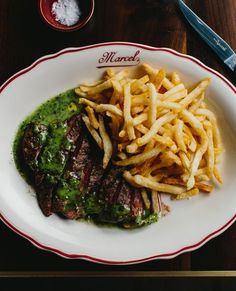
xmin=0 ymin=42 xmax=236 ymax=265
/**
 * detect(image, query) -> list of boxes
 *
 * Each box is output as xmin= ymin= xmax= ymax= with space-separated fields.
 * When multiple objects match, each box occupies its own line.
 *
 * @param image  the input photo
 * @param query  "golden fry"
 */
xmin=142 ymin=189 xmax=151 ymax=209
xmin=189 ymin=93 xmax=205 ymax=112
xmin=184 ymin=125 xmax=197 ymax=152
xmin=123 ymin=170 xmax=141 ymax=188
xmin=180 ymin=78 xmax=210 ymax=108
xmin=153 ymin=69 xmax=166 ymax=91
xmin=163 ymin=83 xmax=185 ymax=98
xmin=179 ymin=151 xmax=190 ymax=169
xmin=157 ymin=101 xmax=183 ymax=111
xmin=147 ymin=83 xmax=158 ymax=127
xmin=174 ymin=119 xmax=187 ymax=153
xmin=214 ymin=166 xmax=223 ymax=184
xmin=132 ymin=113 xmax=148 ymax=126
xmin=126 ymin=141 xmax=138 ymax=154
xmin=135 ymin=124 xmax=174 ymax=147
xmin=98 ymin=115 xmax=112 ymax=169
xmin=131 ymin=105 xmax=145 ymax=115
xmin=124 ymin=82 xmax=136 ymax=140
xmin=115 ymin=147 xmax=163 ymax=166
xmin=116 ymin=152 xmax=127 ymax=160
xmin=106 ymin=111 xmax=121 ymax=137
xmin=205 ymin=124 xmax=214 ymax=178
xmin=171 ymin=72 xmax=181 ymax=85
xmin=195 ymin=108 xmax=222 ymax=154
xmin=174 ymin=188 xmax=199 ymax=200
xmin=133 ymin=174 xmax=184 ymax=195
xmin=151 ymin=190 xmax=159 ymax=213
xmin=137 ymin=113 xmax=176 ymax=146
xmin=79 ymin=98 xmax=123 ymax=116
xmin=87 ymin=79 xmax=113 ymax=95
xmin=142 ymin=63 xmax=174 ymax=89
xmin=82 ymin=115 xmax=103 ymax=149
xmin=85 ymin=106 xmax=99 ymax=129
xmin=162 ymin=177 xmax=213 ymax=193
xmin=164 ymin=89 xmax=188 ymax=102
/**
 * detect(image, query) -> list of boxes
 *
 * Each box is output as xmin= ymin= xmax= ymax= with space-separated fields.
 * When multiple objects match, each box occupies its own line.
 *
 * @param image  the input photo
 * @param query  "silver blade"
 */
xmin=178 ymin=0 xmax=236 ymax=71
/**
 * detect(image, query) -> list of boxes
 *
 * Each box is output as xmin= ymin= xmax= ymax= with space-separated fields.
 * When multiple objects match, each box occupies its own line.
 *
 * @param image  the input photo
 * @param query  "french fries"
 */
xmin=79 ymin=98 xmax=123 ymax=117
xmin=115 ymin=147 xmax=164 ymax=166
xmin=151 ymin=190 xmax=159 ymax=213
xmin=82 ymin=115 xmax=103 ymax=149
xmin=98 ymin=115 xmax=112 ymax=169
xmin=147 ymin=83 xmax=158 ymax=127
xmin=85 ymin=106 xmax=99 ymax=129
xmin=171 ymin=72 xmax=181 ymax=85
xmin=136 ymin=113 xmax=177 ymax=146
xmin=133 ymin=175 xmax=184 ymax=195
xmin=75 ymin=64 xmax=222 ymax=209
xmin=124 ymin=82 xmax=136 ymax=140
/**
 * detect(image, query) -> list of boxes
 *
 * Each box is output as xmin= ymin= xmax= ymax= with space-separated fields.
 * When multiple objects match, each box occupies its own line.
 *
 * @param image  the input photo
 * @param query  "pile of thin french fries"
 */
xmin=75 ymin=63 xmax=222 ymax=204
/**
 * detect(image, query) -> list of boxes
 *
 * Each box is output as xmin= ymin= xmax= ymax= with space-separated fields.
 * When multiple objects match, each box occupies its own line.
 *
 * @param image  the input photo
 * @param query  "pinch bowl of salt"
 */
xmin=39 ymin=0 xmax=94 ymax=32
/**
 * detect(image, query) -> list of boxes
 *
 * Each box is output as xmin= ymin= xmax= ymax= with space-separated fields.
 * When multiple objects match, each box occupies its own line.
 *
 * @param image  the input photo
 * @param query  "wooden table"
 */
xmin=0 ymin=0 xmax=236 ymax=288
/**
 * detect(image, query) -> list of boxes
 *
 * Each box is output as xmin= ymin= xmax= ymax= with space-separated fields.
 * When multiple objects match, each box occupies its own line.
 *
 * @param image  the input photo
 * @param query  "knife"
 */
xmin=178 ymin=0 xmax=236 ymax=74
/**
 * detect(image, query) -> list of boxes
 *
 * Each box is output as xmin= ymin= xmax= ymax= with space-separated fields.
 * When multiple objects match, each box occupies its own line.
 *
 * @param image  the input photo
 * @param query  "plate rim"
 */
xmin=0 ymin=41 xmax=235 ymax=265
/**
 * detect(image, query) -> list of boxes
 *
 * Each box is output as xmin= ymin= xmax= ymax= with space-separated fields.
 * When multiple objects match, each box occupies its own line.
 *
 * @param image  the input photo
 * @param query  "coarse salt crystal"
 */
xmin=52 ymin=0 xmax=81 ymax=26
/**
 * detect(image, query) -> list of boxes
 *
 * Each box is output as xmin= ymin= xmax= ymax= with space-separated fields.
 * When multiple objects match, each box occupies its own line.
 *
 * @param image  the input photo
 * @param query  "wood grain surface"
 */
xmin=0 ymin=0 xmax=235 ymax=274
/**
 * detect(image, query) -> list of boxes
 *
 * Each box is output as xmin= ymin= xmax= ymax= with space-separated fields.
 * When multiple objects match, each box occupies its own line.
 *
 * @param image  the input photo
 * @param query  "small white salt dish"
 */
xmin=39 ymin=0 xmax=95 ymax=32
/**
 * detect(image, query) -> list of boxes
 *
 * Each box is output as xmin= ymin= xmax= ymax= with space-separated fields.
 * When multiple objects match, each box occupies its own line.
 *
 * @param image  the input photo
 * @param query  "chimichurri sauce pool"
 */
xmin=13 ymin=89 xmax=158 ymax=228
xmin=13 ymin=89 xmax=82 ymax=174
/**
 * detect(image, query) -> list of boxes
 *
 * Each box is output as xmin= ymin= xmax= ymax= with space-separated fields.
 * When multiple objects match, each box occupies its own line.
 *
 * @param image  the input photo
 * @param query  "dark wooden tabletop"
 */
xmin=0 ymin=0 xmax=236 ymax=280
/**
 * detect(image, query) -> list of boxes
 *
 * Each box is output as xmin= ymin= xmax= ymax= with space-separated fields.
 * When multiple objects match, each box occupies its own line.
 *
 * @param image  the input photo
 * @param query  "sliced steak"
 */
xmin=52 ymin=132 xmax=92 ymax=217
xmin=86 ymin=161 xmax=105 ymax=193
xmin=20 ymin=113 xmax=150 ymax=227
xmin=101 ymin=167 xmax=124 ymax=205
xmin=37 ymin=183 xmax=54 ymax=216
xmin=66 ymin=114 xmax=83 ymax=142
xmin=53 ymin=123 xmax=105 ymax=218
xmin=80 ymin=137 xmax=105 ymax=194
xmin=22 ymin=114 xmax=84 ymax=217
xmin=64 ymin=134 xmax=91 ymax=178
xmin=22 ymin=123 xmax=53 ymax=216
xmin=100 ymin=166 xmax=144 ymax=224
xmin=116 ymin=180 xmax=132 ymax=208
xmin=22 ymin=123 xmax=48 ymax=171
xmin=130 ymin=188 xmax=144 ymax=218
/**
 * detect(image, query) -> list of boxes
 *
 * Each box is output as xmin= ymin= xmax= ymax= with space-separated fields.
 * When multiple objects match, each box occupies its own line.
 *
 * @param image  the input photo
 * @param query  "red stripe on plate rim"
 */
xmin=0 ymin=41 xmax=235 ymax=265
xmin=1 ymin=212 xmax=235 ymax=264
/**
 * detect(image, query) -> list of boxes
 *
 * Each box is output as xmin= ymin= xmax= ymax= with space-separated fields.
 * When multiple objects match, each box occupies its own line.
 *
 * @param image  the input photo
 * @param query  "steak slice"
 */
xmin=101 ymin=167 xmax=124 ymax=205
xmin=53 ymin=122 xmax=106 ymax=218
xmin=86 ymin=161 xmax=105 ymax=194
xmin=66 ymin=114 xmax=83 ymax=142
xmin=22 ymin=123 xmax=53 ymax=216
xmin=22 ymin=114 xmax=83 ymax=217
xmin=100 ymin=166 xmax=144 ymax=225
xmin=22 ymin=123 xmax=48 ymax=171
xmin=80 ymin=136 xmax=105 ymax=194
xmin=116 ymin=180 xmax=132 ymax=208
xmin=65 ymin=133 xmax=91 ymax=178
xmin=130 ymin=188 xmax=144 ymax=218
xmin=37 ymin=183 xmax=54 ymax=216
xmin=52 ymin=133 xmax=92 ymax=218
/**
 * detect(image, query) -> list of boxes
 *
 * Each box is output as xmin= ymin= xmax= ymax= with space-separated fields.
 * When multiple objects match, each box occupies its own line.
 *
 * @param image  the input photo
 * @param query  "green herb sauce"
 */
xmin=13 ymin=89 xmax=82 ymax=174
xmin=13 ymin=88 xmax=158 ymax=228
